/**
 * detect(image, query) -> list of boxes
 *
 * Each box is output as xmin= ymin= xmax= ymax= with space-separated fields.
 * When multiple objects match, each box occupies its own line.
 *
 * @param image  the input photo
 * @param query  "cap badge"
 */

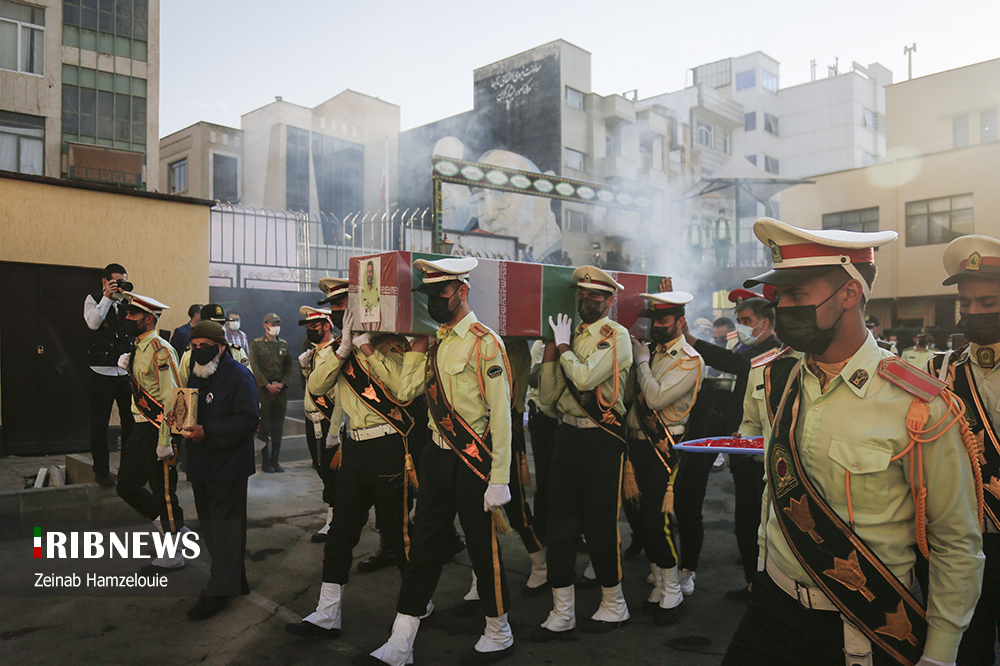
xmin=968 ymin=252 xmax=982 ymax=272
xmin=769 ymin=239 xmax=782 ymax=264
xmin=583 ymin=273 xmax=591 ymax=282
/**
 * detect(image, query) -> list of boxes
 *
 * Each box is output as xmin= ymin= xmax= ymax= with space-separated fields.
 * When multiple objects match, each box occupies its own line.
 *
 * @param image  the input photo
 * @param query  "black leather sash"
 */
xmin=128 ymin=351 xmax=164 ymax=427
xmin=426 ymin=344 xmax=493 ymax=482
xmin=338 ymin=353 xmax=416 ymax=438
xmin=952 ymin=361 xmax=1000 ymax=528
xmin=765 ymin=358 xmax=926 ymax=666
xmin=560 ymin=367 xmax=627 ymax=443
xmin=634 ymin=391 xmax=678 ymax=472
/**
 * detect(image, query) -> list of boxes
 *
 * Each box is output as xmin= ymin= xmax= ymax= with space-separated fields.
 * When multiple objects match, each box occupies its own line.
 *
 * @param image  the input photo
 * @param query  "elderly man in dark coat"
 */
xmin=171 ymin=320 xmax=260 ymax=621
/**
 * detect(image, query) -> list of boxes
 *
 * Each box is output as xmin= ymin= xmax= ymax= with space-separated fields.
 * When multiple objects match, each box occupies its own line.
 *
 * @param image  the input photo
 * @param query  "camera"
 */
xmin=114 ymin=278 xmax=134 ymax=292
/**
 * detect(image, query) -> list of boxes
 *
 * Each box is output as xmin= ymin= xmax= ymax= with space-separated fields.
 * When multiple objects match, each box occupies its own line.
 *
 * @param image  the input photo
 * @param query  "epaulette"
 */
xmin=751 ymin=345 xmax=793 ymax=369
xmin=682 ymin=341 xmax=699 ymax=357
xmin=231 ymin=344 xmax=243 ymax=351
xmin=470 ymin=322 xmax=492 ymax=339
xmin=877 ymin=356 xmax=947 ymax=402
xmin=600 ymin=324 xmax=615 ymax=338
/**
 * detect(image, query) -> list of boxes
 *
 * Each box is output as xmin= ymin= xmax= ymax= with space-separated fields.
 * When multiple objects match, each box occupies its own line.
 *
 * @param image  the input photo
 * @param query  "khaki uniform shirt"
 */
xmin=371 ymin=312 xmax=511 ymax=485
xmin=307 ymin=335 xmax=409 ymax=431
xmin=901 ymin=346 xmax=935 ymax=370
xmin=626 ymin=335 xmax=703 ymax=432
xmin=528 ymin=340 xmax=558 ymax=418
xmin=130 ymin=330 xmax=180 ymax=450
xmin=742 ymin=333 xmax=983 ymax=661
xmin=539 ymin=316 xmax=633 ymax=419
xmin=179 ymin=345 xmax=249 ymax=386
xmin=248 ymin=336 xmax=292 ymax=388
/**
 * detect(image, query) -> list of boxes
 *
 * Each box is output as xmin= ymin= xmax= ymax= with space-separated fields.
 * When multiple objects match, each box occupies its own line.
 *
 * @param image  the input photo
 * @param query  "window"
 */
xmin=745 ymin=154 xmax=757 ymax=166
xmin=721 ymin=130 xmax=731 ymax=154
xmin=953 ymin=114 xmax=969 ymax=148
xmin=764 ymin=155 xmax=779 ymax=175
xmin=701 ymin=168 xmax=714 ymax=180
xmin=863 ymin=108 xmax=876 ymax=129
xmin=981 ymin=109 xmax=997 ymax=143
xmin=736 ymin=69 xmax=756 ymax=91
xmin=0 ymin=0 xmax=44 ymax=75
xmin=823 ymin=207 xmax=879 ymax=233
xmin=696 ymin=121 xmax=713 ymax=148
xmin=62 ymin=64 xmax=147 ymax=150
xmin=764 ymin=113 xmax=779 ymax=136
xmin=168 ymin=158 xmax=187 ymax=194
xmin=905 ymin=194 xmax=974 ymax=246
xmin=312 ymin=132 xmax=364 ymax=221
xmin=565 ymin=87 xmax=585 ymax=110
xmin=564 ymin=209 xmax=589 ymax=232
xmin=864 ymin=152 xmax=878 ymax=166
xmin=62 ymin=0 xmax=148 ymax=61
xmin=0 ymin=110 xmax=44 ymax=174
xmin=212 ymin=154 xmax=238 ymax=203
xmin=564 ymin=147 xmax=586 ymax=171
xmin=286 ymin=126 xmax=310 ymax=213
xmin=605 ymin=127 xmax=621 ymax=157
xmin=744 ymin=111 xmax=756 ymax=132
xmin=762 ymin=70 xmax=779 ymax=93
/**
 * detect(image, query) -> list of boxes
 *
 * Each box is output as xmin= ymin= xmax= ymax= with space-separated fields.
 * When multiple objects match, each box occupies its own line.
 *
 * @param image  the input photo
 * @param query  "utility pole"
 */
xmin=904 ymin=43 xmax=917 ymax=80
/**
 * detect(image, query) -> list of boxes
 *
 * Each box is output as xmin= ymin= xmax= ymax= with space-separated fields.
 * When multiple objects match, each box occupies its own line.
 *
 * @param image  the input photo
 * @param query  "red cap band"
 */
xmin=780 ymin=242 xmax=874 ymax=264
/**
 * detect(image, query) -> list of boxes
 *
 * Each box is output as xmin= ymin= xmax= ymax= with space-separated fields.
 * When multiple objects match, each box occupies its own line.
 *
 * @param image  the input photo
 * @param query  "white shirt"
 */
xmin=83 ymin=294 xmax=127 ymax=377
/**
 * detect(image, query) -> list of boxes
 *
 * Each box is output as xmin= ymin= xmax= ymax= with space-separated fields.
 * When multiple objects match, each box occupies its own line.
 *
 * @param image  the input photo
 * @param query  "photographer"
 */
xmin=83 ymin=263 xmax=135 ymax=487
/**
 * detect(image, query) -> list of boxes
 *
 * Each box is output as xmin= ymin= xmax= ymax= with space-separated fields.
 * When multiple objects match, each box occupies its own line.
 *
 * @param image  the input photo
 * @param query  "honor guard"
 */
xmin=249 ymin=313 xmax=292 ymax=473
xmin=865 ymin=314 xmax=898 ymax=355
xmin=298 ymin=296 xmax=344 ymax=543
xmin=285 ymin=307 xmax=421 ymax=640
xmin=722 ymin=218 xmax=984 ymax=666
xmin=534 ymin=265 xmax=634 ymax=640
xmin=357 ymin=257 xmax=514 ymax=666
xmin=932 ymin=235 xmax=1000 ymax=666
xmin=902 ymin=328 xmax=936 ymax=370
xmin=116 ymin=293 xmax=187 ymax=567
xmin=626 ymin=291 xmax=703 ymax=625
xmin=178 ymin=303 xmax=250 ymax=385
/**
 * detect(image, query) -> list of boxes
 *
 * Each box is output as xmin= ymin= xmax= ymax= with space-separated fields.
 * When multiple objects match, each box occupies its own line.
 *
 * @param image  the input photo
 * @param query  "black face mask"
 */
xmin=649 ymin=325 xmax=676 ymax=345
xmin=774 ymin=283 xmax=848 ymax=356
xmin=329 ymin=310 xmax=345 ymax=330
xmin=961 ymin=312 xmax=1000 ymax=346
xmin=122 ymin=318 xmax=140 ymax=336
xmin=427 ymin=291 xmax=458 ymax=324
xmin=306 ymin=328 xmax=325 ymax=344
xmin=578 ymin=297 xmax=606 ymax=324
xmin=191 ymin=345 xmax=220 ymax=366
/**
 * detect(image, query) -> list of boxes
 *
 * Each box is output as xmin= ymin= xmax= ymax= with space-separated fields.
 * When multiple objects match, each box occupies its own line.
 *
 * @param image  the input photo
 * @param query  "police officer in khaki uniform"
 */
xmin=723 ymin=218 xmax=983 ymax=666
xmin=932 ymin=235 xmax=1000 ymax=666
xmin=533 ymin=266 xmax=634 ymax=640
xmin=626 ymin=290 xmax=703 ymax=625
xmin=249 ymin=313 xmax=292 ymax=473
xmin=115 ymin=293 xmax=187 ymax=568
xmin=357 ymin=257 xmax=514 ymax=666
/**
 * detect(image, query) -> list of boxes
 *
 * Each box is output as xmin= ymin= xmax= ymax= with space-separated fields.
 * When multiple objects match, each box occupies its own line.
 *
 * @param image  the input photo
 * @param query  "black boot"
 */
xmin=357 ymin=531 xmax=397 ymax=573
xmin=261 ymin=444 xmax=275 ymax=473
xmin=271 ymin=440 xmax=284 ymax=473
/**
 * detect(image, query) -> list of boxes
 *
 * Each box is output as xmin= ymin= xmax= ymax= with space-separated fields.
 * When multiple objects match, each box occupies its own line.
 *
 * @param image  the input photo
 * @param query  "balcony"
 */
xmin=598 ymin=154 xmax=637 ymax=181
xmin=600 ymin=95 xmax=636 ymax=125
xmin=637 ymin=109 xmax=669 ymax=137
xmin=694 ymin=84 xmax=743 ymax=128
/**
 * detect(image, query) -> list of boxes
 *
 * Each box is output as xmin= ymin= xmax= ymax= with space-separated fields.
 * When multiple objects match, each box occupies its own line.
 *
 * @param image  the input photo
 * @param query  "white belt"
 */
xmin=630 ymin=424 xmax=686 ymax=440
xmin=432 ymin=431 xmax=451 ymax=450
xmin=766 ymin=556 xmax=913 ymax=612
xmin=562 ymin=414 xmax=599 ymax=429
xmin=350 ymin=423 xmax=396 ymax=441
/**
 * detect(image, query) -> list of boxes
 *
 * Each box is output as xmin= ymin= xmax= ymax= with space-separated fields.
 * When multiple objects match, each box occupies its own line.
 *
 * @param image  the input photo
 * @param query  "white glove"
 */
xmin=155 ymin=445 xmax=173 ymax=461
xmin=548 ymin=313 xmax=572 ymax=347
xmin=915 ymin=658 xmax=954 ymax=666
xmin=117 ymin=353 xmax=131 ymax=371
xmin=298 ymin=348 xmax=314 ymax=368
xmin=325 ymin=434 xmax=340 ymax=449
xmin=631 ymin=338 xmax=650 ymax=365
xmin=353 ymin=332 xmax=371 ymax=350
xmin=484 ymin=483 xmax=511 ymax=512
xmin=335 ymin=310 xmax=356 ymax=359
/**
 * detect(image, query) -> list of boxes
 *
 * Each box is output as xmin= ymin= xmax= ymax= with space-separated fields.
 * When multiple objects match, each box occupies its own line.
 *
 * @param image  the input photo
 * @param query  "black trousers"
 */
xmin=527 ymin=407 xmax=558 ymax=539
xmin=116 ymin=422 xmax=184 ymax=532
xmin=507 ymin=416 xmax=543 ymax=553
xmin=628 ymin=437 xmax=677 ymax=569
xmin=257 ymin=388 xmax=287 ymax=461
xmin=321 ymin=433 xmax=409 ymax=584
xmin=957 ymin=532 xmax=1000 ymax=666
xmin=191 ymin=479 xmax=248 ymax=597
xmin=547 ymin=424 xmax=624 ymax=589
xmin=304 ymin=416 xmax=337 ymax=506
xmin=731 ymin=454 xmax=766 ymax=583
xmin=722 ymin=572 xmax=896 ymax=666
xmin=88 ymin=371 xmax=134 ymax=477
xmin=673 ymin=449 xmax=716 ymax=571
xmin=396 ymin=444 xmax=510 ymax=618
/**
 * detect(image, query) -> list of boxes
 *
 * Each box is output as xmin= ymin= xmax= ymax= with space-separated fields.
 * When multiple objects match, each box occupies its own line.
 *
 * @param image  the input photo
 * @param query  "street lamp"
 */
xmin=438 ymin=232 xmax=454 ymax=255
